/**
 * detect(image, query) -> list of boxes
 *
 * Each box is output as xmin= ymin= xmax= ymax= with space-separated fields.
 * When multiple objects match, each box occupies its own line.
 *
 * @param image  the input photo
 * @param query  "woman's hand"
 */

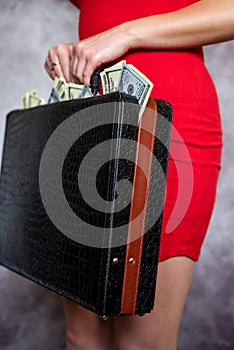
xmin=44 ymin=43 xmax=73 ymax=82
xmin=45 ymin=0 xmax=234 ymax=85
xmin=70 ymin=24 xmax=133 ymax=86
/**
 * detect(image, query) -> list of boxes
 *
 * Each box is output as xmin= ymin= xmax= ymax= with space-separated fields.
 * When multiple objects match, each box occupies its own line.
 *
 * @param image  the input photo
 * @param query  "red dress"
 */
xmin=70 ymin=0 xmax=222 ymax=262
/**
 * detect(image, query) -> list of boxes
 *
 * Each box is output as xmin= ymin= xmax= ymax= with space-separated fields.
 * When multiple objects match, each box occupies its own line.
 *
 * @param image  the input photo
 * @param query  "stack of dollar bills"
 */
xmin=21 ymin=60 xmax=153 ymax=118
xmin=21 ymin=89 xmax=45 ymax=108
xmin=100 ymin=60 xmax=153 ymax=117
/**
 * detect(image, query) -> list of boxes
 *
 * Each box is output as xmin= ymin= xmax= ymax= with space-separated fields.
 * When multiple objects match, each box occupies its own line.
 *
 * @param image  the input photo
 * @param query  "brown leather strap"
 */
xmin=120 ymin=98 xmax=157 ymax=314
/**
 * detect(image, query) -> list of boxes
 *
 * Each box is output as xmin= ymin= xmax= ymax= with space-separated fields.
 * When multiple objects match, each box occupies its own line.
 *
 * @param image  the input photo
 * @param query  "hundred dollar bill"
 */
xmin=80 ymin=84 xmax=93 ymax=98
xmin=54 ymin=76 xmax=67 ymax=100
xmin=100 ymin=71 xmax=109 ymax=94
xmin=53 ymin=77 xmax=94 ymax=100
xmin=130 ymin=64 xmax=154 ymax=117
xmin=21 ymin=95 xmax=27 ymax=109
xmin=21 ymin=89 xmax=45 ymax=108
xmin=48 ymin=87 xmax=61 ymax=104
xmin=28 ymin=93 xmax=45 ymax=108
xmin=21 ymin=89 xmax=36 ymax=108
xmin=103 ymin=60 xmax=126 ymax=93
xmin=67 ymin=82 xmax=84 ymax=99
xmin=117 ymin=62 xmax=153 ymax=120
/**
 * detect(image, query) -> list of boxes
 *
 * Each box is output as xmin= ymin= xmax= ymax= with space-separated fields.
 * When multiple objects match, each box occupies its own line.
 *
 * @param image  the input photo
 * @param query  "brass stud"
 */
xmin=113 ymin=257 xmax=119 ymax=264
xmin=129 ymin=257 xmax=135 ymax=264
xmin=99 ymin=315 xmax=109 ymax=320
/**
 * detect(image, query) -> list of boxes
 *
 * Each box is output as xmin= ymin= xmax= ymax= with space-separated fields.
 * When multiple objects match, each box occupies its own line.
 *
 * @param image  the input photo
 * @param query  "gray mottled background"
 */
xmin=0 ymin=0 xmax=234 ymax=349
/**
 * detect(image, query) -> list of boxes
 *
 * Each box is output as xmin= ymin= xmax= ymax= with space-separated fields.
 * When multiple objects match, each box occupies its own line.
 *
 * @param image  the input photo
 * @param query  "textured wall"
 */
xmin=0 ymin=0 xmax=234 ymax=349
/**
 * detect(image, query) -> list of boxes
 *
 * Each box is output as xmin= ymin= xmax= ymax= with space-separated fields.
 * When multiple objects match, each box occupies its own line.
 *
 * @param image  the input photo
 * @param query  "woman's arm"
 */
xmin=45 ymin=0 xmax=234 ymax=85
xmin=126 ymin=0 xmax=234 ymax=50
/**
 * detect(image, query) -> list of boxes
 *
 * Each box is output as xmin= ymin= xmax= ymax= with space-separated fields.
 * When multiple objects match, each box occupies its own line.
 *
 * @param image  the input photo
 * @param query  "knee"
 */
xmin=65 ymin=331 xmax=98 ymax=350
xmin=114 ymin=334 xmax=177 ymax=350
xmin=65 ymin=330 xmax=86 ymax=350
xmin=65 ymin=330 xmax=112 ymax=350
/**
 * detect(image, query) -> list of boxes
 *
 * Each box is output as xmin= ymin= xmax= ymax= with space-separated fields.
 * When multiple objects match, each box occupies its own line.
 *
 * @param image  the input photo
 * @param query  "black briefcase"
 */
xmin=0 ymin=87 xmax=172 ymax=317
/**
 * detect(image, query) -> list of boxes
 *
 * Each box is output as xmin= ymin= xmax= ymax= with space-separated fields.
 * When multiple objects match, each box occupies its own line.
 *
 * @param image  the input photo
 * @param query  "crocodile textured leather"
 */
xmin=0 ymin=92 xmax=172 ymax=316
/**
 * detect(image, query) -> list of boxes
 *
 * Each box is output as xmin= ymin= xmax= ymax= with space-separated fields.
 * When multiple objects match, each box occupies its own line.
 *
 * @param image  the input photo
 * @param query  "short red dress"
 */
xmin=70 ymin=0 xmax=223 ymax=262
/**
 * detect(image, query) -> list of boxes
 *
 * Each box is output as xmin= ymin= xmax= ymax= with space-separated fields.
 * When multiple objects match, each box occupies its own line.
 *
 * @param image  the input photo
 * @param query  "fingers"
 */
xmin=44 ymin=44 xmax=72 ymax=82
xmin=70 ymin=54 xmax=87 ymax=85
xmin=61 ymin=52 xmax=71 ymax=82
xmin=55 ymin=44 xmax=72 ymax=82
xmin=70 ymin=54 xmax=79 ymax=83
xmin=45 ymin=26 xmax=128 ymax=85
xmin=44 ymin=56 xmax=55 ymax=80
xmin=45 ymin=40 xmax=101 ymax=86
xmin=70 ymin=41 xmax=100 ymax=86
xmin=46 ymin=47 xmax=63 ymax=79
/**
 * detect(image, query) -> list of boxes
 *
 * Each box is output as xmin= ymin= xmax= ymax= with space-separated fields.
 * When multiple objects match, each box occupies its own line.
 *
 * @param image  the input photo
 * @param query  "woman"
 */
xmin=44 ymin=1 xmax=234 ymax=349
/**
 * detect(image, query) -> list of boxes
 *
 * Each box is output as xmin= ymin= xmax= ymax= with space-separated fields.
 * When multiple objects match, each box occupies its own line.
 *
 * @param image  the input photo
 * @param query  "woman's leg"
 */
xmin=63 ymin=298 xmax=114 ymax=350
xmin=113 ymin=256 xmax=195 ymax=350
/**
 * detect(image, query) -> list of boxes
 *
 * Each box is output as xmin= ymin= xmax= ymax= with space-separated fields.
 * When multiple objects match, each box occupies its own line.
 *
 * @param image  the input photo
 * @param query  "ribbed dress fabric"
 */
xmin=70 ymin=0 xmax=222 ymax=262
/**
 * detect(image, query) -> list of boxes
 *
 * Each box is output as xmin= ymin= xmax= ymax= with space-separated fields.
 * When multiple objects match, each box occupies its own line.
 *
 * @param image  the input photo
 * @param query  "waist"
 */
xmin=111 ymin=48 xmax=205 ymax=96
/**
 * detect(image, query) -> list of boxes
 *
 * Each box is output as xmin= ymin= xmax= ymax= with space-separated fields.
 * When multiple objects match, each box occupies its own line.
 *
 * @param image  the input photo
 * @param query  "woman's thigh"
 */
xmin=113 ymin=256 xmax=195 ymax=350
